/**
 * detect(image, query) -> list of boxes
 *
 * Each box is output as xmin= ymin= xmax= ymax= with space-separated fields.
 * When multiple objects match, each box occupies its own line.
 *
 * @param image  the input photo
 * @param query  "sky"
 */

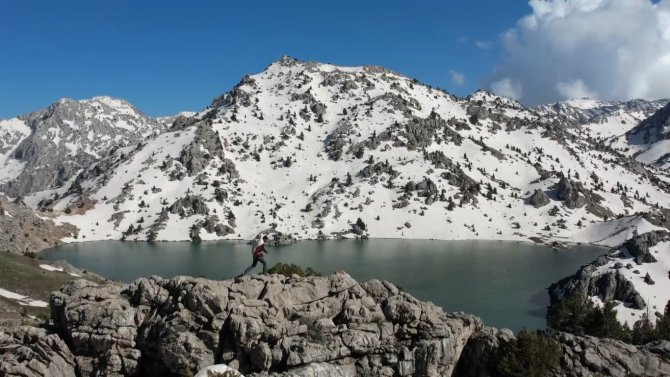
xmin=0 ymin=0 xmax=669 ymax=119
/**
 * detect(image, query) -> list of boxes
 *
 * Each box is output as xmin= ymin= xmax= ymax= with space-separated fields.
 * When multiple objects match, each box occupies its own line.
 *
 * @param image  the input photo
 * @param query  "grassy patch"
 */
xmin=0 ymin=252 xmax=100 ymax=327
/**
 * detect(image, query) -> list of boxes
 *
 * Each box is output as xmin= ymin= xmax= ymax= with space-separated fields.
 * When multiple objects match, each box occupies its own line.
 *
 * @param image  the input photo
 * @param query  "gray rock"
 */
xmin=556 ymin=177 xmax=587 ymax=209
xmin=0 ymin=194 xmax=77 ymax=255
xmin=453 ymin=326 xmax=514 ymax=377
xmin=169 ymin=195 xmax=210 ymax=217
xmin=529 ymin=189 xmax=551 ymax=208
xmin=624 ymin=230 xmax=668 ymax=264
xmin=554 ymin=333 xmax=670 ymax=377
xmin=548 ymin=254 xmax=646 ymax=312
xmin=0 ymin=326 xmax=77 ymax=377
xmin=47 ymin=272 xmax=481 ymax=377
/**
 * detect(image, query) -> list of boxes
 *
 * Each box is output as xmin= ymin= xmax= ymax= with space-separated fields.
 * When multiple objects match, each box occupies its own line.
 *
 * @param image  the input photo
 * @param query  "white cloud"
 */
xmin=491 ymin=78 xmax=522 ymax=100
xmin=449 ymin=70 xmax=466 ymax=86
xmin=555 ymin=79 xmax=598 ymax=100
xmin=475 ymin=40 xmax=494 ymax=50
xmin=487 ymin=0 xmax=670 ymax=105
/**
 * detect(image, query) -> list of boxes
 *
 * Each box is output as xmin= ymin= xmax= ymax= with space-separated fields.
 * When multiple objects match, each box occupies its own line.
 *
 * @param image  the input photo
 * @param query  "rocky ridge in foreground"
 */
xmin=1 ymin=272 xmax=669 ymax=377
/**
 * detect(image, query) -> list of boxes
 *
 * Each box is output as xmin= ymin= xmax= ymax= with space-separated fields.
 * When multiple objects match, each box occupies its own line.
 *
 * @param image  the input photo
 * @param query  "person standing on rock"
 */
xmin=243 ymin=235 xmax=269 ymax=275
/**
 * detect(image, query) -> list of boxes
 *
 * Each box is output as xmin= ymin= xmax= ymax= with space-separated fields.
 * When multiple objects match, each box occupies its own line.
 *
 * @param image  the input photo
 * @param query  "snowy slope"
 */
xmin=11 ymin=56 xmax=662 ymax=248
xmin=0 ymin=96 xmax=165 ymax=196
xmin=581 ymin=233 xmax=670 ymax=326
xmin=0 ymin=118 xmax=32 ymax=184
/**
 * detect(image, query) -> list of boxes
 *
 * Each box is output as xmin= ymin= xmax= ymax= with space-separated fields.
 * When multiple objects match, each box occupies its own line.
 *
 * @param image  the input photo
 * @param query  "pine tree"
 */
xmin=656 ymin=302 xmax=670 ymax=340
xmin=547 ymin=293 xmax=595 ymax=335
xmin=632 ymin=315 xmax=656 ymax=345
xmin=496 ymin=329 xmax=561 ymax=377
xmin=356 ymin=218 xmax=367 ymax=231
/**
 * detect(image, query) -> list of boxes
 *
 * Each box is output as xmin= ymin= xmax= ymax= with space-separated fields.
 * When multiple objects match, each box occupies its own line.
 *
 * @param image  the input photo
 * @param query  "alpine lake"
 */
xmin=41 ymin=239 xmax=606 ymax=331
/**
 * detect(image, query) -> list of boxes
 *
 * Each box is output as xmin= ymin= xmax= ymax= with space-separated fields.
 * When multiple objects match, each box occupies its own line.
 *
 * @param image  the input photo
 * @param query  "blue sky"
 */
xmin=3 ymin=1 xmax=669 ymax=118
xmin=0 ymin=0 xmax=529 ymax=118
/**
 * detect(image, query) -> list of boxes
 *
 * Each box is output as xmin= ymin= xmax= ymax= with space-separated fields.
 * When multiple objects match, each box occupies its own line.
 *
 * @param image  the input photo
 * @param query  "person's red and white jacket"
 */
xmin=251 ymin=237 xmax=266 ymax=258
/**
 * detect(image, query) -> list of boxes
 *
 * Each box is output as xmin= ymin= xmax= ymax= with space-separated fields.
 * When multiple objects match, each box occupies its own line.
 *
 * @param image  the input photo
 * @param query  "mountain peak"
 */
xmin=467 ymin=89 xmax=523 ymax=108
xmin=275 ymin=55 xmax=302 ymax=66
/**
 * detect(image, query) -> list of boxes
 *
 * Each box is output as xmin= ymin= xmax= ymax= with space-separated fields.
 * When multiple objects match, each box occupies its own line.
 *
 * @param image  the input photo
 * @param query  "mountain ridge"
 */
xmin=0 ymin=56 xmax=668 ymax=244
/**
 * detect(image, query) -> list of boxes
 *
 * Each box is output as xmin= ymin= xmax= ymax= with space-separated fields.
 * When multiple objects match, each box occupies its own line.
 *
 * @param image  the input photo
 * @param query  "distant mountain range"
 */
xmin=1 ymin=56 xmax=669 ymax=323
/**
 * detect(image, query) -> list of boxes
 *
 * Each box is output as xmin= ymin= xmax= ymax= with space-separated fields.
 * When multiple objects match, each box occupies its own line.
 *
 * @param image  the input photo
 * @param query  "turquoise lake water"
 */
xmin=42 ymin=239 xmax=605 ymax=331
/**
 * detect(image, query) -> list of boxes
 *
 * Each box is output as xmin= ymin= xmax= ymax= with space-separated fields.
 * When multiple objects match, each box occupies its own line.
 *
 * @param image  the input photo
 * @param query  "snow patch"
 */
xmin=0 ymin=288 xmax=49 ymax=307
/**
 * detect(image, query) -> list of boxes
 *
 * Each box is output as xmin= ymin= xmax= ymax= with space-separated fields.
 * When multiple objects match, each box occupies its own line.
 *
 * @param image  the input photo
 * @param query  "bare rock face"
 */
xmin=549 ymin=230 xmax=670 ymax=316
xmin=554 ymin=333 xmax=670 ymax=377
xmin=0 ymin=326 xmax=77 ymax=377
xmin=623 ymin=230 xmax=668 ymax=264
xmin=48 ymin=272 xmax=481 ymax=377
xmin=529 ymin=189 xmax=550 ymax=208
xmin=50 ymin=279 xmax=142 ymax=376
xmin=0 ymin=195 xmax=77 ymax=255
xmin=3 ymin=270 xmax=670 ymax=377
xmin=548 ymin=255 xmax=646 ymax=311
xmin=453 ymin=326 xmax=514 ymax=377
xmin=556 ymin=177 xmax=588 ymax=209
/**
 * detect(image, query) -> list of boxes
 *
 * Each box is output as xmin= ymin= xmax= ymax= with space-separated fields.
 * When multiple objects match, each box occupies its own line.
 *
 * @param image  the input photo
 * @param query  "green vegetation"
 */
xmin=267 ymin=263 xmax=321 ymax=277
xmin=495 ymin=329 xmax=562 ymax=377
xmin=548 ymin=293 xmax=670 ymax=345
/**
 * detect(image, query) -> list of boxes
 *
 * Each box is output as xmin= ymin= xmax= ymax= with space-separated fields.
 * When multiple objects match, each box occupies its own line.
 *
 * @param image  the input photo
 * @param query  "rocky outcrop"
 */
xmin=623 ymin=230 xmax=668 ymax=264
xmin=554 ymin=332 xmax=670 ymax=377
xmin=1 ymin=270 xmax=668 ymax=377
xmin=0 ymin=326 xmax=77 ymax=377
xmin=529 ymin=189 xmax=550 ymax=208
xmin=454 ymin=329 xmax=670 ymax=377
xmin=555 ymin=177 xmax=588 ymax=209
xmin=169 ymin=195 xmax=210 ymax=217
xmin=251 ymin=229 xmax=297 ymax=247
xmin=47 ymin=273 xmax=481 ymax=377
xmin=453 ymin=327 xmax=514 ymax=377
xmin=0 ymin=195 xmax=77 ymax=255
xmin=178 ymin=122 xmax=238 ymax=178
xmin=548 ymin=255 xmax=646 ymax=311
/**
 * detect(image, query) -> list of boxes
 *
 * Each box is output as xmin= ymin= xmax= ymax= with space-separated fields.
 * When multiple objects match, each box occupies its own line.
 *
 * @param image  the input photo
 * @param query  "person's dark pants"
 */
xmin=243 ymin=256 xmax=267 ymax=275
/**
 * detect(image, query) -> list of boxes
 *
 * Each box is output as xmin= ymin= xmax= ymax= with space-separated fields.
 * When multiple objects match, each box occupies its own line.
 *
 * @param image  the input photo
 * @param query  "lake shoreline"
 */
xmin=41 ymin=239 xmax=607 ymax=331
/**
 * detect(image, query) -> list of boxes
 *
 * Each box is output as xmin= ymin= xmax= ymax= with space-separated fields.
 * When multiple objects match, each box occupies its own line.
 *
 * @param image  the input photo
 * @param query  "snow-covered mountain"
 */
xmin=0 ymin=96 xmax=164 ymax=197
xmin=535 ymin=98 xmax=666 ymax=138
xmin=625 ymin=101 xmax=670 ymax=172
xmin=0 ymin=56 xmax=665 ymax=248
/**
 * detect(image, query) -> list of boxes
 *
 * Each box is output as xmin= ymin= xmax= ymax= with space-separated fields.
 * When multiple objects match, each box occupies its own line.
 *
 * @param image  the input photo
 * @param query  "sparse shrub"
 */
xmin=267 ymin=263 xmax=321 ymax=277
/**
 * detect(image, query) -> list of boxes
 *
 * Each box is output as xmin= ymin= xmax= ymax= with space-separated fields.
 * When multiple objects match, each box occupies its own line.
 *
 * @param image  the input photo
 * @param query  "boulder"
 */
xmin=554 ymin=333 xmax=670 ymax=377
xmin=556 ymin=177 xmax=587 ymax=209
xmin=0 ymin=327 xmax=77 ymax=377
xmin=529 ymin=189 xmax=550 ymax=208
